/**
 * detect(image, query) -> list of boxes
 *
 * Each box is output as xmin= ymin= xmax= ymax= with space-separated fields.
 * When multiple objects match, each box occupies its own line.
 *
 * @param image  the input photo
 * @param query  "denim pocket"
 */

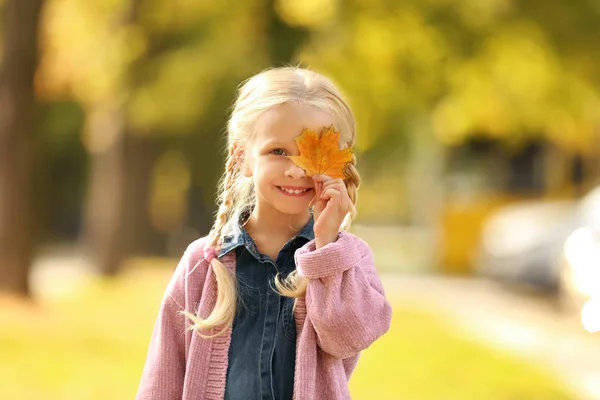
xmin=282 ymin=297 xmax=297 ymax=342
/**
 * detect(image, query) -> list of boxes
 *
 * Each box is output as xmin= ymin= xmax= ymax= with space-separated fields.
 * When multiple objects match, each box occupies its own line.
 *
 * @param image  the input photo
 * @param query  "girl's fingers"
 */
xmin=321 ymin=187 xmax=341 ymax=203
xmin=315 ymin=175 xmax=344 ymax=190
xmin=318 ymin=185 xmax=354 ymax=218
xmin=317 ymin=181 xmax=323 ymax=197
xmin=313 ymin=174 xmax=351 ymax=210
xmin=316 ymin=177 xmax=349 ymax=200
xmin=309 ymin=181 xmax=323 ymax=208
xmin=313 ymin=182 xmax=326 ymax=205
xmin=313 ymin=174 xmax=343 ymax=185
xmin=312 ymin=174 xmax=329 ymax=182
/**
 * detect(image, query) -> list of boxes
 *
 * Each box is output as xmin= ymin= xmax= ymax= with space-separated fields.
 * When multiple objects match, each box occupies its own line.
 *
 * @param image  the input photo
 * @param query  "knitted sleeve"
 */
xmin=294 ymin=231 xmax=393 ymax=359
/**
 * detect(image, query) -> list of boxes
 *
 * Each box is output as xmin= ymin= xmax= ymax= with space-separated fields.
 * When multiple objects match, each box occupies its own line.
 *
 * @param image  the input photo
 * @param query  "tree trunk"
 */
xmin=123 ymin=133 xmax=164 ymax=256
xmin=80 ymin=103 xmax=127 ymax=276
xmin=80 ymin=0 xmax=147 ymax=275
xmin=0 ymin=0 xmax=44 ymax=295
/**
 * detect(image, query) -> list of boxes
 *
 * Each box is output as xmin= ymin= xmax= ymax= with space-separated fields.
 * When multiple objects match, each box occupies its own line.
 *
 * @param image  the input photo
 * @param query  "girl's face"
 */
xmin=243 ymin=102 xmax=336 ymax=217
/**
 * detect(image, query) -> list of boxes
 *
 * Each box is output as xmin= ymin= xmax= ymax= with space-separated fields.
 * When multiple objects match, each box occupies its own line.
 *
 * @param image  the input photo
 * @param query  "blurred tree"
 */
xmin=32 ymin=0 xmax=600 ymax=255
xmin=0 ymin=0 xmax=44 ymax=295
xmin=35 ymin=100 xmax=87 ymax=241
xmin=78 ymin=0 xmax=143 ymax=276
xmin=37 ymin=0 xmax=271 ymax=266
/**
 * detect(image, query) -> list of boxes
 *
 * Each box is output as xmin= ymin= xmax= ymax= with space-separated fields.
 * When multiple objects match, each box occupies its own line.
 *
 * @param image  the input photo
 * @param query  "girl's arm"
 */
xmin=136 ymin=241 xmax=202 ymax=399
xmin=295 ymin=231 xmax=393 ymax=359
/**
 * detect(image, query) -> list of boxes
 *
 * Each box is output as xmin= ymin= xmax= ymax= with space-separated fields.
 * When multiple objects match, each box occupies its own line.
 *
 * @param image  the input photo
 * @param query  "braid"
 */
xmin=209 ymin=154 xmax=238 ymax=247
xmin=178 ymin=152 xmax=239 ymax=339
xmin=341 ymin=155 xmax=360 ymax=230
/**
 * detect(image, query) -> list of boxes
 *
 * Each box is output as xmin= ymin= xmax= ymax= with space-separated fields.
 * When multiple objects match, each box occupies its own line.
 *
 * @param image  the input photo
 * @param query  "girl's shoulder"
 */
xmin=168 ymin=235 xmax=212 ymax=283
xmin=185 ymin=235 xmax=211 ymax=259
xmin=163 ymin=235 xmax=213 ymax=303
xmin=180 ymin=235 xmax=213 ymax=274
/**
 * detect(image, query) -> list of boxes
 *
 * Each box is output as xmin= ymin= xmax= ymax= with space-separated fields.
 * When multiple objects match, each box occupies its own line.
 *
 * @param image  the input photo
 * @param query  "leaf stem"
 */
xmin=309 ymin=181 xmax=322 ymax=208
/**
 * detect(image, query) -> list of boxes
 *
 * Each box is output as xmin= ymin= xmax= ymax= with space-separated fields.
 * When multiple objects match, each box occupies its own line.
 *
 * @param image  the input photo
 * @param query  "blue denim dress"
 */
xmin=219 ymin=210 xmax=315 ymax=400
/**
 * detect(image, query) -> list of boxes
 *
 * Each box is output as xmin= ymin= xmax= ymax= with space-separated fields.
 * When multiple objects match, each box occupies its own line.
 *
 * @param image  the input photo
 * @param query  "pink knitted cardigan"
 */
xmin=136 ymin=230 xmax=392 ymax=400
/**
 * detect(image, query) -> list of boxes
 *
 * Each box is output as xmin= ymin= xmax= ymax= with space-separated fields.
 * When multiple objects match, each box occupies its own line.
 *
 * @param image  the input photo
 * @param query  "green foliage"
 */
xmin=33 ymin=0 xmax=600 ymax=228
xmin=38 ymin=0 xmax=600 ymax=151
xmin=296 ymin=0 xmax=600 ymax=156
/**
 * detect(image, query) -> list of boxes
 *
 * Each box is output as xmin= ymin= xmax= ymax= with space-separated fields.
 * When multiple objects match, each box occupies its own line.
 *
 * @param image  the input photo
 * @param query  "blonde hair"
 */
xmin=180 ymin=66 xmax=361 ymax=338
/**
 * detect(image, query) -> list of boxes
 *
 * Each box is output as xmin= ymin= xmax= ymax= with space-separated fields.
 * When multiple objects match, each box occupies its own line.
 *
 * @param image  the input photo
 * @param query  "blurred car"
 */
xmin=558 ymin=225 xmax=600 ymax=311
xmin=474 ymin=185 xmax=600 ymax=294
xmin=473 ymin=199 xmax=579 ymax=291
xmin=557 ymin=186 xmax=600 ymax=320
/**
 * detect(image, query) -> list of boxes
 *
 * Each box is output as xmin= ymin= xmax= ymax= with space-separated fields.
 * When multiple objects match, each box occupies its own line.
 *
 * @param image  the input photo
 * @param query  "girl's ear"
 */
xmin=233 ymin=144 xmax=253 ymax=178
xmin=243 ymin=160 xmax=253 ymax=177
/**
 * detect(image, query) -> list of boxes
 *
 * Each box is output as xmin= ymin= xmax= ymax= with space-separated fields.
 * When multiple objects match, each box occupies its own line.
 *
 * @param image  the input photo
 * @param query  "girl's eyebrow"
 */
xmin=262 ymin=139 xmax=294 ymax=148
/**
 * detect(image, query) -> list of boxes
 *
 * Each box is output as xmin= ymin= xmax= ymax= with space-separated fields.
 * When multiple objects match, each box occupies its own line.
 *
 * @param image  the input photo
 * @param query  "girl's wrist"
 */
xmin=315 ymin=232 xmax=339 ymax=249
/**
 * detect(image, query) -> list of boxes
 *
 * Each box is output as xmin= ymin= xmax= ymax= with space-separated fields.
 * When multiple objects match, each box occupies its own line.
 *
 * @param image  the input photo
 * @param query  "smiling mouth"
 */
xmin=277 ymin=186 xmax=313 ymax=196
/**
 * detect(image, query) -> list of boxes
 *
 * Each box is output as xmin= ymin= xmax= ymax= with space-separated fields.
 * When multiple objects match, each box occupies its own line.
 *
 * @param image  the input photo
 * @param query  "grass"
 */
xmin=349 ymin=301 xmax=574 ymax=399
xmin=0 ymin=261 xmax=576 ymax=400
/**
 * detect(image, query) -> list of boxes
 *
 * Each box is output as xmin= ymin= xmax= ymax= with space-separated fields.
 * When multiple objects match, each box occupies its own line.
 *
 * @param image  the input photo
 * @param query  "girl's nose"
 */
xmin=285 ymin=162 xmax=307 ymax=179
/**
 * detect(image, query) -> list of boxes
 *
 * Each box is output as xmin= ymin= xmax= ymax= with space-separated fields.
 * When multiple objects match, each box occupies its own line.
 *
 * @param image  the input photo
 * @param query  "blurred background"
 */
xmin=1 ymin=0 xmax=600 ymax=398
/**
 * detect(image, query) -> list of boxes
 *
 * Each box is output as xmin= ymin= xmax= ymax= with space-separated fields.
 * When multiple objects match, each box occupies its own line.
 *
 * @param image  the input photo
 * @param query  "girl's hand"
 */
xmin=311 ymin=174 xmax=355 ymax=249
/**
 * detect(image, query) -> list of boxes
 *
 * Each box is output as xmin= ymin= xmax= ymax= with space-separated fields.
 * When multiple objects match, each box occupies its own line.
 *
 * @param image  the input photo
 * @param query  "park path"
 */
xmin=382 ymin=273 xmax=600 ymax=400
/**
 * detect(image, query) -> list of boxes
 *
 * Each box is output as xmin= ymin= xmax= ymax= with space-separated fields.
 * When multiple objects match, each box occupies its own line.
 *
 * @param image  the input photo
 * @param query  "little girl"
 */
xmin=136 ymin=67 xmax=392 ymax=400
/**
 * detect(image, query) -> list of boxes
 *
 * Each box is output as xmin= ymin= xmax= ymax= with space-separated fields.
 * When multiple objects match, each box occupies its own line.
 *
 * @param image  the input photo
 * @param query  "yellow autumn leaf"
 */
xmin=287 ymin=125 xmax=354 ymax=179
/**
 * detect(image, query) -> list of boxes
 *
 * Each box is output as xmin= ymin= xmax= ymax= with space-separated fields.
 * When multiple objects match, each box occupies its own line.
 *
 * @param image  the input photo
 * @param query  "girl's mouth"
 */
xmin=277 ymin=186 xmax=314 ymax=197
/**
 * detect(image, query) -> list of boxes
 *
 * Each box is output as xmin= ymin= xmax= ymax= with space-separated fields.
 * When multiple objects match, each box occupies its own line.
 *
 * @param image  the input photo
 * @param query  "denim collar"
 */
xmin=218 ymin=209 xmax=315 ymax=261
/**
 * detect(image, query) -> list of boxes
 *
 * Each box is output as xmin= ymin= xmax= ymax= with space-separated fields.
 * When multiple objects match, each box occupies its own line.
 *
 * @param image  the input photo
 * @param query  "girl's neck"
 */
xmin=245 ymin=205 xmax=311 ymax=242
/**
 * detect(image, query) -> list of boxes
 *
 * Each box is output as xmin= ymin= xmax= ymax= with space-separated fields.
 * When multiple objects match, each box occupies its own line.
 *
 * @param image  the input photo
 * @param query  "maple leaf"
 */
xmin=287 ymin=125 xmax=354 ymax=179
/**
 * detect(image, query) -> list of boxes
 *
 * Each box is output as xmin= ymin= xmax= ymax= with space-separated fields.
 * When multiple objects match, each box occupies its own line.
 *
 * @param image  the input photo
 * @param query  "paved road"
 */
xmin=382 ymin=273 xmax=600 ymax=400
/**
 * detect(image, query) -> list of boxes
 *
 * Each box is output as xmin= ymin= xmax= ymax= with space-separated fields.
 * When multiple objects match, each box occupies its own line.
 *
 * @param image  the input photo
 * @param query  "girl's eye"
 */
xmin=270 ymin=148 xmax=287 ymax=156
